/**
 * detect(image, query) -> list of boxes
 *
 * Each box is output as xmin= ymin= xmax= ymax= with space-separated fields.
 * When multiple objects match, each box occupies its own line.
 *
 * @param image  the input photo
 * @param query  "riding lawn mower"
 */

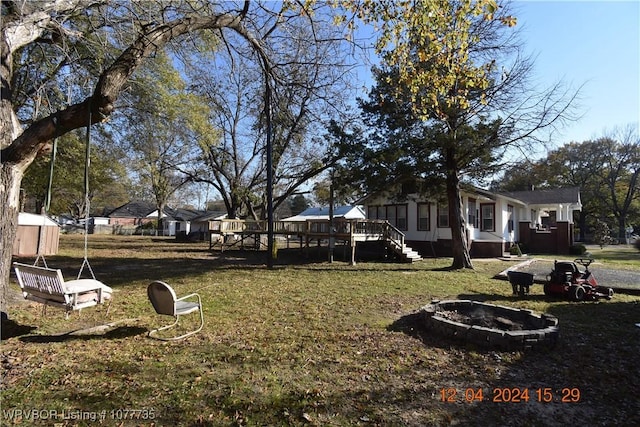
xmin=544 ymin=258 xmax=614 ymax=301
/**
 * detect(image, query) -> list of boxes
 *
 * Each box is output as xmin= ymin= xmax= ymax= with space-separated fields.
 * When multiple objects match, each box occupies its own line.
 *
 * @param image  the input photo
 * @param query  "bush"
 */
xmin=570 ymin=243 xmax=587 ymax=255
xmin=593 ymin=219 xmax=613 ymax=248
xmin=508 ymin=243 xmax=526 ymax=255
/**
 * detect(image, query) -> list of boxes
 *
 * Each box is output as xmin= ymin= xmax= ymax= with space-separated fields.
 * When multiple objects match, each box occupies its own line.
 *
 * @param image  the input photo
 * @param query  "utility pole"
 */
xmin=328 ymin=175 xmax=334 ymax=263
xmin=265 ymin=78 xmax=274 ymax=269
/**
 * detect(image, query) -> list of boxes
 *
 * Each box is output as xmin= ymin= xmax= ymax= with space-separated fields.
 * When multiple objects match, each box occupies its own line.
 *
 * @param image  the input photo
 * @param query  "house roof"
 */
xmin=283 ymin=205 xmax=366 ymax=221
xmin=164 ymin=208 xmax=202 ymax=221
xmin=359 ymin=182 xmax=499 ymax=205
xmin=106 ymin=201 xmax=156 ymax=218
xmin=192 ymin=211 xmax=227 ymax=222
xmin=107 ymin=201 xmax=229 ymax=222
xmin=18 ymin=212 xmax=59 ymax=227
xmin=359 ymin=181 xmax=581 ymax=210
xmin=165 ymin=208 xmax=227 ymax=222
xmin=499 ymin=187 xmax=581 ymax=205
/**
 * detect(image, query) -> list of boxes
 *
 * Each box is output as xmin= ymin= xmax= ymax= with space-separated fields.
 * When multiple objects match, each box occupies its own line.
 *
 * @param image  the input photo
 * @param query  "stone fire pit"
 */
xmin=421 ymin=300 xmax=559 ymax=350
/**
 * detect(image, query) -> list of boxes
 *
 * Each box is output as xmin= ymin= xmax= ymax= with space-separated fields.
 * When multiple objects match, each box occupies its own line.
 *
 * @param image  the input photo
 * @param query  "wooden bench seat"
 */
xmin=13 ymin=262 xmax=113 ymax=316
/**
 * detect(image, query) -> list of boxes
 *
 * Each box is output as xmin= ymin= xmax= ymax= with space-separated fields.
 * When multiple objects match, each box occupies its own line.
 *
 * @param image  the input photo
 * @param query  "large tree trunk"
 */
xmin=617 ymin=216 xmax=627 ymax=244
xmin=577 ymin=210 xmax=588 ymax=242
xmin=0 ymin=164 xmax=24 ymax=317
xmin=445 ymin=149 xmax=473 ymax=270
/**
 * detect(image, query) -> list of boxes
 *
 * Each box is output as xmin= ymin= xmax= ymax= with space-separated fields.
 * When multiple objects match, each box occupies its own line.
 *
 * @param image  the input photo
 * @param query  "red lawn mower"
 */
xmin=544 ymin=258 xmax=614 ymax=301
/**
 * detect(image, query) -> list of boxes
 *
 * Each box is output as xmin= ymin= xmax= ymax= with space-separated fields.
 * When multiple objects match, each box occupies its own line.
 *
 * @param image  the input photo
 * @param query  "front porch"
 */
xmin=517 ymin=221 xmax=575 ymax=255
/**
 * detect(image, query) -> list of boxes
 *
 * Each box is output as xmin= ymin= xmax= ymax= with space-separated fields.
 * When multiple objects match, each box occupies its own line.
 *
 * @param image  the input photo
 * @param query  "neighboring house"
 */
xmin=91 ymin=217 xmax=110 ymax=226
xmin=163 ymin=208 xmax=227 ymax=238
xmin=104 ymin=201 xmax=228 ymax=237
xmin=361 ymin=185 xmax=582 ymax=257
xmin=107 ymin=201 xmax=157 ymax=227
xmin=148 ymin=207 xmax=190 ymax=236
xmin=283 ymin=205 xmax=366 ymax=221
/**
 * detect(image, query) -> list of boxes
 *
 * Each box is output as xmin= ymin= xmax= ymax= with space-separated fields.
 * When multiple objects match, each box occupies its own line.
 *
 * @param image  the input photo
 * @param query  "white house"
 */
xmin=160 ymin=208 xmax=227 ymax=238
xmin=361 ymin=185 xmax=582 ymax=257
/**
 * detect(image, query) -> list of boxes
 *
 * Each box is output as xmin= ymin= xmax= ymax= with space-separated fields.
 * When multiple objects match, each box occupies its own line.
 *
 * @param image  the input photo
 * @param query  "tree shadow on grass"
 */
xmin=456 ymin=292 xmax=551 ymax=303
xmin=1 ymin=317 xmax=37 ymax=339
xmin=387 ymin=310 xmax=491 ymax=352
xmin=19 ymin=325 xmax=147 ymax=343
xmin=384 ymin=301 xmax=640 ymax=425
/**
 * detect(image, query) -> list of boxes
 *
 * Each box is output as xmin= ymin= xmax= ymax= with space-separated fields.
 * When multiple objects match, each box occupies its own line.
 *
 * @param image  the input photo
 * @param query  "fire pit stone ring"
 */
xmin=421 ymin=299 xmax=559 ymax=350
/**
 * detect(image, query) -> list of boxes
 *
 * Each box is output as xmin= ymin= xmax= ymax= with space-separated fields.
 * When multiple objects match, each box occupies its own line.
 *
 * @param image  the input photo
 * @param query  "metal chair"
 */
xmin=147 ymin=281 xmax=204 ymax=341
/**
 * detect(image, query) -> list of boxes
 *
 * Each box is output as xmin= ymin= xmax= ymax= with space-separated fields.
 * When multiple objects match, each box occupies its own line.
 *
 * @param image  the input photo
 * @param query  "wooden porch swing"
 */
xmin=14 ymin=106 xmax=113 ymax=317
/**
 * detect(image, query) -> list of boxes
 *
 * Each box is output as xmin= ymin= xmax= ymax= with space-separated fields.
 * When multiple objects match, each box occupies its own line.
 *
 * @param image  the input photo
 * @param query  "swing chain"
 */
xmin=78 ymin=106 xmax=95 ymax=280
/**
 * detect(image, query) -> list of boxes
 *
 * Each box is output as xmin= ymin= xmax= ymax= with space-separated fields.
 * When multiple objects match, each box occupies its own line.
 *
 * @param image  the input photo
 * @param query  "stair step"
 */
xmin=385 ymin=240 xmax=422 ymax=262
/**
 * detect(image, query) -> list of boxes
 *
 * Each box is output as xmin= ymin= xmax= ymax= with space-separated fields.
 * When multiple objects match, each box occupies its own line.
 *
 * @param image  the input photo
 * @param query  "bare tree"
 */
xmin=600 ymin=125 xmax=640 ymax=241
xmin=181 ymin=12 xmax=355 ymax=220
xmin=117 ymin=51 xmax=214 ymax=232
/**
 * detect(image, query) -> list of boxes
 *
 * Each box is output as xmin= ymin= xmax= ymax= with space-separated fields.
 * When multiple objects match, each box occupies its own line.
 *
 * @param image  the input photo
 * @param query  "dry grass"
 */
xmin=2 ymin=235 xmax=639 ymax=426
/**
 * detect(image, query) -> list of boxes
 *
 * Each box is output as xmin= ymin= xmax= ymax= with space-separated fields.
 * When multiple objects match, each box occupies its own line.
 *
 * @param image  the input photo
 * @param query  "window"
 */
xmin=468 ymin=198 xmax=477 ymax=228
xmin=437 ymin=203 xmax=449 ymax=228
xmin=396 ymin=204 xmax=407 ymax=230
xmin=418 ymin=203 xmax=430 ymax=231
xmin=384 ymin=204 xmax=408 ymax=230
xmin=481 ymin=203 xmax=495 ymax=232
xmin=386 ymin=205 xmax=396 ymax=225
xmin=367 ymin=204 xmax=407 ymax=230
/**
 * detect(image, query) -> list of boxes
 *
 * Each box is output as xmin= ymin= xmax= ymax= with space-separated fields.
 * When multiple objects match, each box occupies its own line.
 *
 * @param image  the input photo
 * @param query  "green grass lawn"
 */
xmin=532 ymin=243 xmax=640 ymax=269
xmin=2 ymin=235 xmax=639 ymax=426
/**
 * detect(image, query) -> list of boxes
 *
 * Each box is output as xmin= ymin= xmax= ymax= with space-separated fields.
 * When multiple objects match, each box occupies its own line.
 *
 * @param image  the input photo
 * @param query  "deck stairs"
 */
xmin=386 ymin=240 xmax=422 ymax=263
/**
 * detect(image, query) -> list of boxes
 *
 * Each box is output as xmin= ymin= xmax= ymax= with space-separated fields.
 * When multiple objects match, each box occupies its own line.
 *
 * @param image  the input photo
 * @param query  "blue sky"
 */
xmin=510 ymin=0 xmax=639 ymax=145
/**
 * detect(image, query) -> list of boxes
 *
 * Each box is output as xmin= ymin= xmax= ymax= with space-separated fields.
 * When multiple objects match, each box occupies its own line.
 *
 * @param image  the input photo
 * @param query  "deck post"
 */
xmin=350 ymin=242 xmax=356 ymax=265
xmin=349 ymin=223 xmax=356 ymax=265
xmin=329 ymin=182 xmax=334 ymax=263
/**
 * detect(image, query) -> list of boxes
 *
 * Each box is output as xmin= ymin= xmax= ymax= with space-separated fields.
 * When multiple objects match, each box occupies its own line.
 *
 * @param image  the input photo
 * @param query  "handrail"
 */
xmin=383 ymin=221 xmax=405 ymax=249
xmin=209 ymin=219 xmax=311 ymax=235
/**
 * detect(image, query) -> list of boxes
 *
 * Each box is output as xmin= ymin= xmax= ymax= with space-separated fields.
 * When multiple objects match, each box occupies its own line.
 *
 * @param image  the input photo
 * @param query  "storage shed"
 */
xmin=13 ymin=213 xmax=60 ymax=257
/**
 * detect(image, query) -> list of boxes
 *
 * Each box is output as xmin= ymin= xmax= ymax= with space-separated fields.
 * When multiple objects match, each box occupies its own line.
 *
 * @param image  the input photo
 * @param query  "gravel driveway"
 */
xmin=499 ymin=258 xmax=640 ymax=294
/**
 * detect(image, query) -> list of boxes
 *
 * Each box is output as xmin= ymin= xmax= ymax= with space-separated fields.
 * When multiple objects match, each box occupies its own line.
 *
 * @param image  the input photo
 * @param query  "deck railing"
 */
xmin=384 ymin=222 xmax=405 ymax=249
xmin=208 ymin=218 xmax=411 ymax=261
xmin=209 ymin=218 xmax=401 ymax=243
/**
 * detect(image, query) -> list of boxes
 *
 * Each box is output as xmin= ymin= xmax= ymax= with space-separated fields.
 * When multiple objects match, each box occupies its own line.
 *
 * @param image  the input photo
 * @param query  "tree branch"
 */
xmin=3 ymin=8 xmax=272 ymax=167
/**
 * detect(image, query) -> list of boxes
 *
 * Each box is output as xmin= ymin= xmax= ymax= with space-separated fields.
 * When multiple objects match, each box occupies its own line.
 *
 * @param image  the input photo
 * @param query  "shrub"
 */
xmin=508 ymin=243 xmax=526 ymax=255
xmin=570 ymin=243 xmax=587 ymax=255
xmin=593 ymin=219 xmax=613 ymax=249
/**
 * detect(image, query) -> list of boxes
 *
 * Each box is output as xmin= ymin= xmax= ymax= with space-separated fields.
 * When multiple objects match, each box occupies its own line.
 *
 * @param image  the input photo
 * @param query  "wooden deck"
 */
xmin=208 ymin=219 xmax=421 ymax=263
